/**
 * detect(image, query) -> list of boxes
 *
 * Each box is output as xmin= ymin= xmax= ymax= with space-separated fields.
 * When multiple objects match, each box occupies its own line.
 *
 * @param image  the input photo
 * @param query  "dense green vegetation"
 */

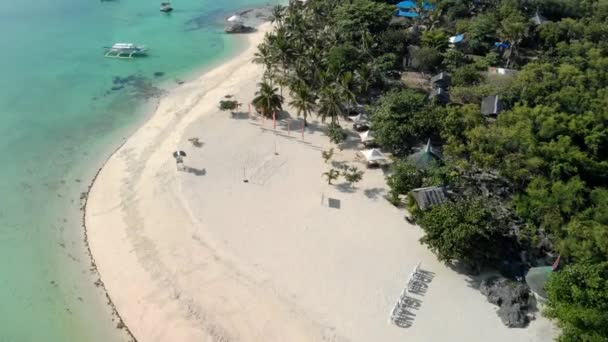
xmin=255 ymin=0 xmax=608 ymax=339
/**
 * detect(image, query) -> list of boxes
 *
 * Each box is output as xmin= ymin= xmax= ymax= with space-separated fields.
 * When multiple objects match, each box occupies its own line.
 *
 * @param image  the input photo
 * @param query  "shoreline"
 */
xmin=83 ymin=23 xmax=276 ymax=342
xmin=81 ymin=136 xmax=139 ymax=342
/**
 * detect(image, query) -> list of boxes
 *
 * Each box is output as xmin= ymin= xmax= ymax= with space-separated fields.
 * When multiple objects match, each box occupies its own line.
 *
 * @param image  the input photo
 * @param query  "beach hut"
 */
xmin=359 ymin=148 xmax=388 ymax=165
xmin=428 ymin=87 xmax=449 ymax=104
xmin=431 ymin=72 xmax=451 ymax=89
xmin=410 ymin=186 xmax=448 ymax=210
xmin=407 ymin=139 xmax=442 ymax=169
xmin=480 ymin=95 xmax=504 ymax=117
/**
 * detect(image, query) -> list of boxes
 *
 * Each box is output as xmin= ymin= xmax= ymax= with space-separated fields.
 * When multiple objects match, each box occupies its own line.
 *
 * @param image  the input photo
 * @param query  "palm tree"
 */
xmin=338 ymin=71 xmax=357 ymax=112
xmin=498 ymin=14 xmax=529 ymax=67
xmin=252 ymin=81 xmax=284 ymax=118
xmin=289 ymin=82 xmax=316 ymax=127
xmin=355 ymin=64 xmax=374 ymax=102
xmin=253 ymin=43 xmax=274 ymax=73
xmin=317 ymin=84 xmax=344 ymax=124
xmin=322 ymin=169 xmax=340 ymax=185
xmin=270 ymin=5 xmax=285 ymax=27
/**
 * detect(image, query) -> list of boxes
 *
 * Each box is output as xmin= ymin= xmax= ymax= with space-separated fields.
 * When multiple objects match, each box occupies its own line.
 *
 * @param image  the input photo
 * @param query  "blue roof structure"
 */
xmin=449 ymin=34 xmax=465 ymax=44
xmin=494 ymin=41 xmax=511 ymax=49
xmin=422 ymin=1 xmax=436 ymax=10
xmin=396 ymin=1 xmax=417 ymax=9
xmin=396 ymin=10 xmax=420 ymax=18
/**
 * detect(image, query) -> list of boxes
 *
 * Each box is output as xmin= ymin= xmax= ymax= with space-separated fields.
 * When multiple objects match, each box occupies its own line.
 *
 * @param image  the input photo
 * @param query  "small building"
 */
xmin=429 ymin=87 xmax=449 ymax=104
xmin=531 ymin=11 xmax=548 ymax=26
xmin=431 ymin=72 xmax=451 ymax=89
xmin=487 ymin=67 xmax=517 ymax=76
xmin=407 ymin=139 xmax=442 ymax=169
xmin=410 ymin=186 xmax=448 ymax=211
xmin=481 ymin=95 xmax=504 ymax=116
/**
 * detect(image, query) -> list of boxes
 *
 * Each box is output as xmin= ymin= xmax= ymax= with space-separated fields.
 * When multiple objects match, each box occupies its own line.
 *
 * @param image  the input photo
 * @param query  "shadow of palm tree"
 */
xmin=364 ymin=187 xmax=385 ymax=199
xmin=335 ymin=182 xmax=356 ymax=193
xmin=182 ymin=166 xmax=206 ymax=176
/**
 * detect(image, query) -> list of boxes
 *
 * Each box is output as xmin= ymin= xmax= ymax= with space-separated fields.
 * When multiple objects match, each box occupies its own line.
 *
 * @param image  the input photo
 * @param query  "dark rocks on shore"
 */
xmin=223 ymin=5 xmax=273 ymax=34
xmin=225 ymin=22 xmax=256 ymax=34
xmin=109 ymin=74 xmax=166 ymax=99
xmin=479 ymin=276 xmax=536 ymax=328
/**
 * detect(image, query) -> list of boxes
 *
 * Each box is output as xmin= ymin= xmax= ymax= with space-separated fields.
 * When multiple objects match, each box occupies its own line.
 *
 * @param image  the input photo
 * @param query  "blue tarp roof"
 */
xmin=422 ymin=2 xmax=436 ymax=10
xmin=396 ymin=1 xmax=416 ymax=9
xmin=449 ymin=34 xmax=465 ymax=44
xmin=397 ymin=1 xmax=435 ymax=11
xmin=494 ymin=41 xmax=511 ymax=49
xmin=396 ymin=10 xmax=420 ymax=18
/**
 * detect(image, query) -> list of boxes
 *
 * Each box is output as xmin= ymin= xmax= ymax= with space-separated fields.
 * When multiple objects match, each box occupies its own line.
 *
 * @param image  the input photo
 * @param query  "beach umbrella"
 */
xmin=173 ymin=150 xmax=187 ymax=158
xmin=358 ymin=130 xmax=375 ymax=143
xmin=360 ymin=148 xmax=387 ymax=163
xmin=349 ymin=113 xmax=369 ymax=124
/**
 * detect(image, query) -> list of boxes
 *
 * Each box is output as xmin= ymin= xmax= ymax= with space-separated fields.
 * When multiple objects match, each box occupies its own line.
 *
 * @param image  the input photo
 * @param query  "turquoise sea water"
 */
xmin=0 ymin=0 xmax=278 ymax=341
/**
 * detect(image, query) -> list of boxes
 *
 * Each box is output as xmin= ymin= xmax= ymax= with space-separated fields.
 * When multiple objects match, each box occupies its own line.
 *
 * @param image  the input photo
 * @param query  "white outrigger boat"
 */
xmin=104 ymin=43 xmax=147 ymax=58
xmin=160 ymin=2 xmax=173 ymax=12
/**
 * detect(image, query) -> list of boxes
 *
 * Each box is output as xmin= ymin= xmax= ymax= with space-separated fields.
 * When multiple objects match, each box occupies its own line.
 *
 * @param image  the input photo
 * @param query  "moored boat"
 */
xmin=104 ymin=43 xmax=147 ymax=58
xmin=160 ymin=2 xmax=173 ymax=12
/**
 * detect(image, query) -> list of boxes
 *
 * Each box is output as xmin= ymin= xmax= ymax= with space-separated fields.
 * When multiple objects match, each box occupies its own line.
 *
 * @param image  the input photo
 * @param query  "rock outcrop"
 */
xmin=479 ymin=276 xmax=536 ymax=328
xmin=224 ymin=22 xmax=256 ymax=34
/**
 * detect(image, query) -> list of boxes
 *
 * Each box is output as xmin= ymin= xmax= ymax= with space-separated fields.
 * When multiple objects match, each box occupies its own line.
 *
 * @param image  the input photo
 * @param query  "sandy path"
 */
xmin=86 ymin=22 xmax=557 ymax=342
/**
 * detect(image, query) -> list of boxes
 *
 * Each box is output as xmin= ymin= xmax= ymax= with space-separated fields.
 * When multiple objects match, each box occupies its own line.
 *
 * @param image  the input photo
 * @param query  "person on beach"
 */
xmin=173 ymin=150 xmax=186 ymax=171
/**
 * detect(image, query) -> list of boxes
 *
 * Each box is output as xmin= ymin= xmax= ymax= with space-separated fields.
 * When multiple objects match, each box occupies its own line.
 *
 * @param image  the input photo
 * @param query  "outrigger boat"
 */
xmin=160 ymin=2 xmax=173 ymax=12
xmin=104 ymin=43 xmax=147 ymax=58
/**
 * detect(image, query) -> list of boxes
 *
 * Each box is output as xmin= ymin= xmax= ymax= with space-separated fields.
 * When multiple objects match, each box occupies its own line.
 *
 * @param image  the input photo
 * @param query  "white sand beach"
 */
xmin=85 ymin=22 xmax=557 ymax=341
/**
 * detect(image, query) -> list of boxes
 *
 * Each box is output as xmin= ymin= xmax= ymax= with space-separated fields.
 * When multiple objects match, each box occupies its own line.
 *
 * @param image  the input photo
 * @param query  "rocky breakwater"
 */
xmin=225 ymin=6 xmax=273 ymax=34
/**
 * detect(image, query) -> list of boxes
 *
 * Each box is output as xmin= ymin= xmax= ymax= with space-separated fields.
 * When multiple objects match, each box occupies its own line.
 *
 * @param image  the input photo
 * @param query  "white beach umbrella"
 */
xmin=360 ymin=148 xmax=386 ymax=163
xmin=349 ymin=113 xmax=369 ymax=124
xmin=358 ymin=130 xmax=374 ymax=143
xmin=173 ymin=150 xmax=186 ymax=158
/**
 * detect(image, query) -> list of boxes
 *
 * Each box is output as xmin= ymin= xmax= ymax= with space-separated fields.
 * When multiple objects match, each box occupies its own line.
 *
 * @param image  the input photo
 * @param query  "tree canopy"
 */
xmin=253 ymin=0 xmax=608 ymax=338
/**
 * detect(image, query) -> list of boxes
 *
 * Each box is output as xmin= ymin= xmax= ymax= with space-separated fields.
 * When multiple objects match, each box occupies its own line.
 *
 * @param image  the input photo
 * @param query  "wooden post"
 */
xmin=301 ymin=120 xmax=305 ymax=140
xmin=273 ymin=111 xmax=277 ymax=130
xmin=287 ymin=119 xmax=290 ymax=135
